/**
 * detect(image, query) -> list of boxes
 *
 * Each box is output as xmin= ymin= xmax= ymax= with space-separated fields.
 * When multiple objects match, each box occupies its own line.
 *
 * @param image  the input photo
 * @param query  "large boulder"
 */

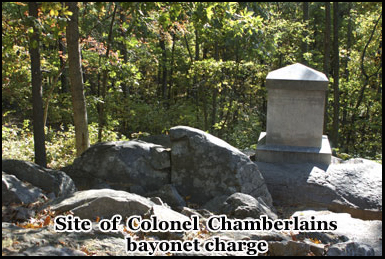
xmin=62 ymin=140 xmax=171 ymax=195
xmin=326 ymin=242 xmax=375 ymax=256
xmin=50 ymin=189 xmax=155 ymax=220
xmin=146 ymin=184 xmax=186 ymax=208
xmin=138 ymin=134 xmax=171 ymax=148
xmin=169 ymin=126 xmax=273 ymax=207
xmin=256 ymin=158 xmax=382 ymax=220
xmin=203 ymin=192 xmax=278 ymax=220
xmin=2 ymin=160 xmax=76 ymax=199
xmin=2 ymin=172 xmax=44 ymax=205
xmin=292 ymin=210 xmax=381 ymax=256
xmin=221 ymin=193 xmax=278 ymax=220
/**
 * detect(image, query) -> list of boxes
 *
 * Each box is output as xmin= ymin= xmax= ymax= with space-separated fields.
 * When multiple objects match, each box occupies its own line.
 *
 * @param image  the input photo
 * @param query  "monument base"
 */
xmin=256 ymin=132 xmax=332 ymax=165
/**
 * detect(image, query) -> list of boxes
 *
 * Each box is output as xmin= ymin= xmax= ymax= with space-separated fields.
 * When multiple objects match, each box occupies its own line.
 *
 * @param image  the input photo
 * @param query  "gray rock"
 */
xmin=221 ymin=193 xmax=278 ymax=220
xmin=2 ymin=222 xmax=128 ymax=256
xmin=149 ymin=196 xmax=164 ymax=206
xmin=215 ymin=229 xmax=289 ymax=242
xmin=170 ymin=126 xmax=273 ymax=208
xmin=138 ymin=134 xmax=171 ymax=148
xmin=2 ymin=206 xmax=36 ymax=222
xmin=203 ymin=195 xmax=229 ymax=213
xmin=291 ymin=210 xmax=382 ymax=256
xmin=178 ymin=206 xmax=204 ymax=219
xmin=62 ymin=140 xmax=171 ymax=195
xmin=2 ymin=160 xmax=76 ymax=199
xmin=147 ymin=184 xmax=186 ymax=208
xmin=267 ymin=240 xmax=311 ymax=256
xmin=256 ymin=158 xmax=382 ymax=220
xmin=2 ymin=172 xmax=44 ymax=205
xmin=144 ymin=204 xmax=193 ymax=240
xmin=326 ymin=241 xmax=375 ymax=256
xmin=50 ymin=189 xmax=155 ymax=220
xmin=203 ymin=193 xmax=277 ymax=220
xmin=16 ymin=246 xmax=87 ymax=256
xmin=297 ymin=231 xmax=349 ymax=245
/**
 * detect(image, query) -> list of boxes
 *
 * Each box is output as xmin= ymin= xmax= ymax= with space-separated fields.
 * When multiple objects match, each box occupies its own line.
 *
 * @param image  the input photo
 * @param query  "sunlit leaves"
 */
xmin=1 ymin=2 xmax=382 ymax=161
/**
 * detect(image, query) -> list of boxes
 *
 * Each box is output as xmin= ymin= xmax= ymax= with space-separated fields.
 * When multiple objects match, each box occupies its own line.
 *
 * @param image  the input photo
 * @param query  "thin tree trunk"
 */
xmin=347 ymin=13 xmax=382 ymax=150
xmin=98 ymin=3 xmax=117 ymax=142
xmin=193 ymin=29 xmax=199 ymax=123
xmin=58 ymin=37 xmax=68 ymax=93
xmin=302 ymin=2 xmax=309 ymax=65
xmin=184 ymin=34 xmax=193 ymax=64
xmin=168 ymin=33 xmax=176 ymax=101
xmin=43 ymin=62 xmax=66 ymax=128
xmin=341 ymin=2 xmax=352 ymax=152
xmin=159 ymin=34 xmax=167 ymax=100
xmin=66 ymin=2 xmax=90 ymax=156
xmin=119 ymin=8 xmax=129 ymax=98
xmin=201 ymin=82 xmax=208 ymax=131
xmin=331 ymin=2 xmax=340 ymax=148
xmin=323 ymin=2 xmax=331 ymax=134
xmin=211 ymin=40 xmax=219 ymax=133
xmin=195 ymin=29 xmax=199 ymax=61
xmin=29 ymin=2 xmax=47 ymax=167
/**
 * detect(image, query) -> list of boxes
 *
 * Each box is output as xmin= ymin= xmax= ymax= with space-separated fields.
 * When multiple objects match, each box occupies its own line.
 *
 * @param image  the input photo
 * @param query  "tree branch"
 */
xmin=361 ymin=13 xmax=382 ymax=80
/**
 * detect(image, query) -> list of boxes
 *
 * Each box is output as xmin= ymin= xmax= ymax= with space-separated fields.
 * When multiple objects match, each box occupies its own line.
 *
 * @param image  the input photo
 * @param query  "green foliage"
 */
xmin=2 ymin=120 xmax=129 ymax=169
xmin=2 ymin=120 xmax=35 ymax=163
xmin=2 ymin=2 xmax=382 ymax=162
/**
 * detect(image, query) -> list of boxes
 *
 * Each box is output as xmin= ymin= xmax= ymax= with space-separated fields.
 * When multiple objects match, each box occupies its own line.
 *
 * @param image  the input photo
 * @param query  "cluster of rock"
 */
xmin=2 ymin=126 xmax=382 ymax=256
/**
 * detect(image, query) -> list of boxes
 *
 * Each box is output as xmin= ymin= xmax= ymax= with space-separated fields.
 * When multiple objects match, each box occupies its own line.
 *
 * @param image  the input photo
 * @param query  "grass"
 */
xmin=2 ymin=120 xmax=129 ymax=169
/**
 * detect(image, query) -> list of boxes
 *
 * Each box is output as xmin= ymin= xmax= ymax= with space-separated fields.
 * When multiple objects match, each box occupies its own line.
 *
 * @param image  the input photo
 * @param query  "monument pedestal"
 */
xmin=256 ymin=132 xmax=332 ymax=164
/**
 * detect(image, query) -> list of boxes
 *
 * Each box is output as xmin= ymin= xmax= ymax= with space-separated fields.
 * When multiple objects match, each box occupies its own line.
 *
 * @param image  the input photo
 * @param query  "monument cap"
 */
xmin=266 ymin=63 xmax=328 ymax=91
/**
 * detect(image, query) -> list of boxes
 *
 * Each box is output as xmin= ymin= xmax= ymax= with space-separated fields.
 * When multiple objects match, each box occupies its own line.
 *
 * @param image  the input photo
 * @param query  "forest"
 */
xmin=2 ymin=2 xmax=382 ymax=168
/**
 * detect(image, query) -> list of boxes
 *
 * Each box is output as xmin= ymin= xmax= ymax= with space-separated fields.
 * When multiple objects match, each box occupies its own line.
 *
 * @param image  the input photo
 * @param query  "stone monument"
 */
xmin=256 ymin=63 xmax=332 ymax=164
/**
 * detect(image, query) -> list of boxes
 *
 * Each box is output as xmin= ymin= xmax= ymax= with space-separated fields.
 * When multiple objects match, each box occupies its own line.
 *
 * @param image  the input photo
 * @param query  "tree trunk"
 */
xmin=66 ymin=2 xmax=90 ymax=156
xmin=323 ymin=2 xmax=331 ymax=134
xmin=58 ymin=37 xmax=68 ymax=93
xmin=168 ymin=32 xmax=176 ymax=101
xmin=302 ymin=2 xmax=309 ymax=65
xmin=344 ymin=2 xmax=352 ymax=81
xmin=119 ymin=8 xmax=129 ymax=98
xmin=98 ymin=3 xmax=117 ymax=142
xmin=184 ymin=34 xmax=193 ymax=64
xmin=211 ymin=40 xmax=219 ymax=133
xmin=195 ymin=29 xmax=199 ymax=61
xmin=346 ymin=13 xmax=382 ymax=152
xmin=331 ymin=2 xmax=340 ymax=148
xmin=28 ymin=2 xmax=47 ymax=167
xmin=341 ymin=2 xmax=352 ymax=152
xmin=193 ymin=29 xmax=199 ymax=123
xmin=159 ymin=32 xmax=167 ymax=100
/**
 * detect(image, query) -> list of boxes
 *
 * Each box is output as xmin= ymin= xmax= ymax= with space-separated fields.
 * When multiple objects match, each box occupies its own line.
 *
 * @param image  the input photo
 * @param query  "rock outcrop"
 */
xmin=170 ymin=126 xmax=273 ymax=207
xmin=2 ymin=189 xmax=382 ymax=256
xmin=2 ymin=172 xmax=44 ymax=205
xmin=204 ymin=192 xmax=278 ymax=220
xmin=2 ymin=159 xmax=76 ymax=199
xmin=50 ymin=189 xmax=156 ymax=220
xmin=256 ymin=158 xmax=382 ymax=220
xmin=2 ymin=126 xmax=382 ymax=256
xmin=62 ymin=140 xmax=171 ymax=195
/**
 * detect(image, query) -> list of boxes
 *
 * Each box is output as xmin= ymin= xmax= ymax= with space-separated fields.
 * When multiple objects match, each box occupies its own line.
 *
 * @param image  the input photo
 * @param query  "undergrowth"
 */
xmin=2 ymin=120 xmax=129 ymax=169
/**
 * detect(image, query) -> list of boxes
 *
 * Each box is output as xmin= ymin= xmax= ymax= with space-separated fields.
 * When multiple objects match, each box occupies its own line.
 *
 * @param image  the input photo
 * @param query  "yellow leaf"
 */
xmin=310 ymin=238 xmax=322 ymax=244
xmin=63 ymin=10 xmax=73 ymax=16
